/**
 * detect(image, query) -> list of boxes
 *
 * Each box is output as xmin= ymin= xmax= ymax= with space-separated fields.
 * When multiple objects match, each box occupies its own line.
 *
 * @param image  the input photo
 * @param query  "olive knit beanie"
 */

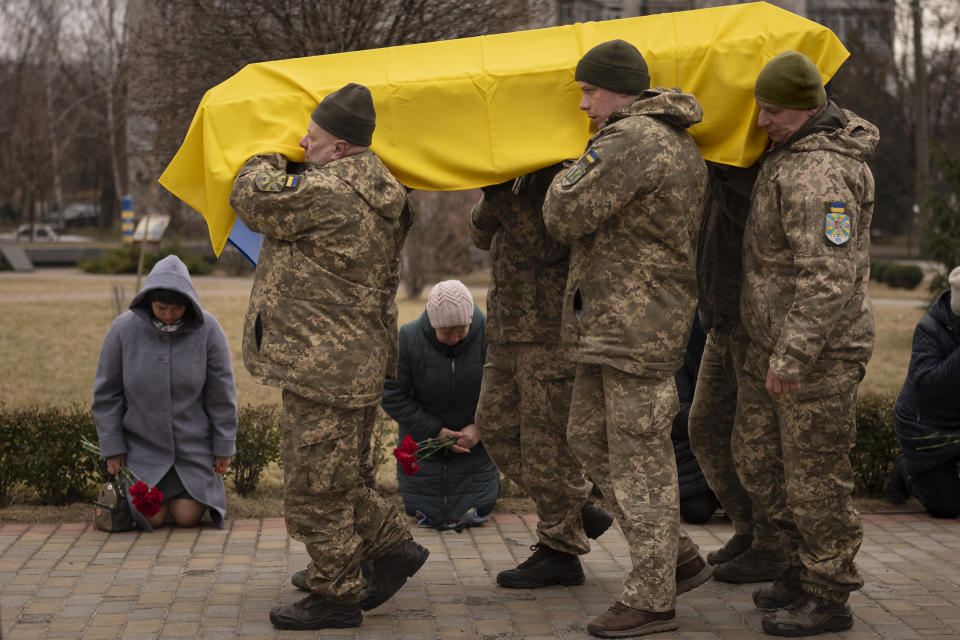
xmin=425 ymin=280 xmax=474 ymax=329
xmin=310 ymin=83 xmax=376 ymax=147
xmin=575 ymin=39 xmax=650 ymax=95
xmin=754 ymin=50 xmax=826 ymax=109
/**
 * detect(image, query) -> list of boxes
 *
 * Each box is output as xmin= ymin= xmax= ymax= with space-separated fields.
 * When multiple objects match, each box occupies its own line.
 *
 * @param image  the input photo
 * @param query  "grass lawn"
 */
xmin=0 ymin=267 xmax=927 ymax=522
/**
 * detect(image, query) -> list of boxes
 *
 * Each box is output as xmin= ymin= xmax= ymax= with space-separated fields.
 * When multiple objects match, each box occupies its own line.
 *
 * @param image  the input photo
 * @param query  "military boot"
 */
xmin=761 ymin=592 xmax=853 ymax=637
xmin=712 ymin=546 xmax=789 ymax=583
xmin=582 ymin=503 xmax=615 ymax=539
xmin=707 ymin=534 xmax=753 ymax=565
xmin=884 ymin=454 xmax=912 ymax=504
xmin=497 ymin=543 xmax=585 ymax=588
xmin=753 ymin=565 xmax=804 ymax=611
xmin=586 ymin=602 xmax=677 ymax=638
xmin=675 ymin=555 xmax=713 ymax=595
xmin=359 ymin=538 xmax=430 ymax=610
xmin=269 ymin=593 xmax=362 ymax=630
xmin=291 ymin=568 xmax=309 ymax=591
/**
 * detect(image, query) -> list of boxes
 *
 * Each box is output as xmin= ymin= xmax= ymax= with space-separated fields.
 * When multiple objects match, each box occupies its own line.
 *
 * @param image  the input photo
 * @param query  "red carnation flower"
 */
xmin=128 ymin=481 xmax=164 ymax=517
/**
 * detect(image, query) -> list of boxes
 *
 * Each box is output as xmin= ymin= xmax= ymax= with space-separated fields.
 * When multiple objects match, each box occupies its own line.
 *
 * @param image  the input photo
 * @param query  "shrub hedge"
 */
xmin=870 ymin=261 xmax=924 ymax=290
xmin=79 ymin=245 xmax=214 ymax=276
xmin=228 ymin=405 xmax=282 ymax=496
xmin=0 ymin=405 xmax=100 ymax=506
xmin=0 ymin=395 xmax=903 ymax=507
xmin=852 ymin=393 xmax=901 ymax=496
xmin=0 ymin=404 xmax=283 ymax=507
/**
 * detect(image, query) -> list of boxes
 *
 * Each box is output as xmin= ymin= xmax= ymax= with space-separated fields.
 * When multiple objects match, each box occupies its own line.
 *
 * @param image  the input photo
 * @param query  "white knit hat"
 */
xmin=426 ymin=280 xmax=474 ymax=328
xmin=949 ymin=266 xmax=960 ymax=317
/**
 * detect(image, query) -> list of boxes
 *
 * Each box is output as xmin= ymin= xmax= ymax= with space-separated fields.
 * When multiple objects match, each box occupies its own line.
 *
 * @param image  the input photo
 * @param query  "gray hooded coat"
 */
xmin=92 ymin=255 xmax=238 ymax=529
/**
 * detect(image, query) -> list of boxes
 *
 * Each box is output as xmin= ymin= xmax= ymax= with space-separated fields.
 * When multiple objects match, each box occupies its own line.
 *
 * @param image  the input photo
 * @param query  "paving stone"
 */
xmin=4 ymin=514 xmax=960 ymax=638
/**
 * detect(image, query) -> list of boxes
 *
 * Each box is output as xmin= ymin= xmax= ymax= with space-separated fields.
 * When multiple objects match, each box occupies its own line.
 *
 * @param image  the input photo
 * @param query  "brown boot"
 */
xmin=753 ymin=565 xmax=804 ymax=611
xmin=587 ymin=602 xmax=677 ymax=638
xmin=268 ymin=593 xmax=361 ymax=630
xmin=675 ymin=555 xmax=712 ymax=595
xmin=761 ymin=592 xmax=853 ymax=637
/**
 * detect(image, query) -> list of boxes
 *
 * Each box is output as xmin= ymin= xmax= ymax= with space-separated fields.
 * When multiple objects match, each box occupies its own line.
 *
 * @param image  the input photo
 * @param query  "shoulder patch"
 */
xmin=254 ymin=170 xmax=286 ymax=192
xmin=560 ymin=150 xmax=600 ymax=187
xmin=825 ymin=202 xmax=851 ymax=246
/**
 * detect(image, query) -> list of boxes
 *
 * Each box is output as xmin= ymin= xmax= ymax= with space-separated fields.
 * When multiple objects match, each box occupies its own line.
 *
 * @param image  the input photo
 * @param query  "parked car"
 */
xmin=15 ymin=223 xmax=60 ymax=242
xmin=1 ymin=223 xmax=91 ymax=243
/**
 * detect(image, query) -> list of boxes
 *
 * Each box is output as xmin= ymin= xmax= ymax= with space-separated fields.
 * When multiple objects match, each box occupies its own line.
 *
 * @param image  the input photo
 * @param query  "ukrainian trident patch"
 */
xmin=825 ymin=202 xmax=851 ymax=246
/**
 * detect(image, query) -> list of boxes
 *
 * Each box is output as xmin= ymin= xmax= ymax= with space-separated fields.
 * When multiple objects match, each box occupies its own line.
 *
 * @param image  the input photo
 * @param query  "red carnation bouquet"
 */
xmin=392 ymin=434 xmax=458 ymax=476
xmin=82 ymin=436 xmax=165 ymax=517
xmin=127 ymin=481 xmax=164 ymax=517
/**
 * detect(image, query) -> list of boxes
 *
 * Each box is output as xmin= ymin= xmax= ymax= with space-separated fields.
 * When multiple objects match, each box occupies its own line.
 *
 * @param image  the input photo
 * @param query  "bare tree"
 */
xmin=403 ymin=190 xmax=480 ymax=298
xmin=63 ymin=0 xmax=132 ymax=228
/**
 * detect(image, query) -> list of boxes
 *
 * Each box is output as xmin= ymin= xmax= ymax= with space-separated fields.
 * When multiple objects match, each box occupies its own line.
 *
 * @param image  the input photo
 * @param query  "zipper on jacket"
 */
xmin=444 ymin=356 xmax=456 ymax=520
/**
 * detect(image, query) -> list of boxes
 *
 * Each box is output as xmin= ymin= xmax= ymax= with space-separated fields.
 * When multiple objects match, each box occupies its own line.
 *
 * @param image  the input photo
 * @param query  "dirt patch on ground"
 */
xmin=0 ymin=493 xmax=922 ymax=526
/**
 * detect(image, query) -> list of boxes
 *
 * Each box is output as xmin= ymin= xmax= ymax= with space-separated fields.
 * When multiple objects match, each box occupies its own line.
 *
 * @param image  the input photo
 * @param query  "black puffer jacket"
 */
xmin=672 ymin=314 xmax=710 ymax=499
xmin=381 ymin=306 xmax=499 ymax=526
xmin=894 ymin=290 xmax=960 ymax=475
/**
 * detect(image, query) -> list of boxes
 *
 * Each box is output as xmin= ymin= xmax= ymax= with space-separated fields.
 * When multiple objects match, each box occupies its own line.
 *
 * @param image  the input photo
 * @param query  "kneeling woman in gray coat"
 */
xmin=382 ymin=280 xmax=499 ymax=530
xmin=92 ymin=255 xmax=238 ymax=530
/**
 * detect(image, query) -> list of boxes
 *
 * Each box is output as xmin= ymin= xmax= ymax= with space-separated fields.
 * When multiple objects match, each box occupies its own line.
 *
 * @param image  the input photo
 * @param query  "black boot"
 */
xmin=581 ymin=503 xmax=614 ymax=539
xmin=359 ymin=539 xmax=430 ymax=610
xmin=269 ymin=593 xmax=361 ymax=630
xmin=707 ymin=533 xmax=753 ymax=565
xmin=713 ymin=546 xmax=789 ymax=583
xmin=291 ymin=568 xmax=309 ymax=591
xmin=884 ymin=453 xmax=912 ymax=504
xmin=497 ymin=543 xmax=585 ymax=588
xmin=753 ymin=565 xmax=804 ymax=612
xmin=761 ymin=592 xmax=853 ymax=637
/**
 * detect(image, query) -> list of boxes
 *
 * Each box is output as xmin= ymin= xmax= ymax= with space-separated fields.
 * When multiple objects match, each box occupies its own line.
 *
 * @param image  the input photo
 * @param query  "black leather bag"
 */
xmin=94 ymin=480 xmax=136 ymax=532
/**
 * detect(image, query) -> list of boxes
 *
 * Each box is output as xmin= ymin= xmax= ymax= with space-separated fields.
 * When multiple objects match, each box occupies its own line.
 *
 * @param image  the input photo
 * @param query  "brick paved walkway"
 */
xmin=1 ymin=512 xmax=959 ymax=639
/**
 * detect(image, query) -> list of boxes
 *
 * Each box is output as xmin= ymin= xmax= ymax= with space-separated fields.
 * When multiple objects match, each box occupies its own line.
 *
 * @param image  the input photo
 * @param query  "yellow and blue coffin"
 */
xmin=158 ymin=1 xmax=848 ymax=257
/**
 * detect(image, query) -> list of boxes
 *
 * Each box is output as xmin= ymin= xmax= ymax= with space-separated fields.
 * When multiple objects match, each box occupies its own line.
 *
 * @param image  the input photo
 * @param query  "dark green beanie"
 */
xmin=575 ymin=39 xmax=650 ymax=95
xmin=310 ymin=83 xmax=376 ymax=147
xmin=754 ymin=50 xmax=826 ymax=109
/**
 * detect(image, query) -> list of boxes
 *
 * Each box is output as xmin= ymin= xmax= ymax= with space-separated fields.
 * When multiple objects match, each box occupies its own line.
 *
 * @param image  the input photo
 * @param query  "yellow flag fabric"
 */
xmin=159 ymin=1 xmax=848 ymax=256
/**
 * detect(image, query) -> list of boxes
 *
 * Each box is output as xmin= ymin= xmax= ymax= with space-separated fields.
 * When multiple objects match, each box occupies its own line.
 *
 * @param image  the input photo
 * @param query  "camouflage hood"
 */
xmin=312 ymin=150 xmax=405 ymax=222
xmin=785 ymin=103 xmax=879 ymax=163
xmin=608 ymin=87 xmax=704 ymax=130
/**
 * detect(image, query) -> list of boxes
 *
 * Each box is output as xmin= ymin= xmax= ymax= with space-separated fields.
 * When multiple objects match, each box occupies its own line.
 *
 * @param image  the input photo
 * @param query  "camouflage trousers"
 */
xmin=280 ymin=390 xmax=411 ymax=603
xmin=568 ymin=364 xmax=700 ymax=612
xmin=476 ymin=343 xmax=592 ymax=555
xmin=731 ymin=358 xmax=865 ymax=602
xmin=688 ymin=325 xmax=779 ymax=549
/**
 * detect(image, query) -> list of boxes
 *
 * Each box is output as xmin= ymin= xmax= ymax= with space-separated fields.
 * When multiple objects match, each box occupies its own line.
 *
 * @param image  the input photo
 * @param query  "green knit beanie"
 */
xmin=754 ymin=50 xmax=826 ymax=109
xmin=310 ymin=83 xmax=376 ymax=147
xmin=575 ymin=39 xmax=650 ymax=95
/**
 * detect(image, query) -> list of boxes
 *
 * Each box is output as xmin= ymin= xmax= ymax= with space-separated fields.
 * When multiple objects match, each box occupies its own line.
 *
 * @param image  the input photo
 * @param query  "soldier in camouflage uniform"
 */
xmin=542 ymin=40 xmax=710 ymax=638
xmin=229 ymin=84 xmax=425 ymax=631
xmin=687 ymin=162 xmax=789 ymax=583
xmin=734 ymin=51 xmax=877 ymax=637
xmin=470 ymin=165 xmax=614 ymax=589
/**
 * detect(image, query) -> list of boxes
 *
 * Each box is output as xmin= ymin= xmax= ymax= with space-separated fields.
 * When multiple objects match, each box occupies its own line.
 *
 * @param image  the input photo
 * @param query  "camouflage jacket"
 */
xmin=542 ymin=88 xmax=707 ymax=377
xmin=469 ymin=165 xmax=568 ymax=344
xmin=741 ymin=103 xmax=877 ymax=382
xmin=229 ymin=151 xmax=411 ymax=408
